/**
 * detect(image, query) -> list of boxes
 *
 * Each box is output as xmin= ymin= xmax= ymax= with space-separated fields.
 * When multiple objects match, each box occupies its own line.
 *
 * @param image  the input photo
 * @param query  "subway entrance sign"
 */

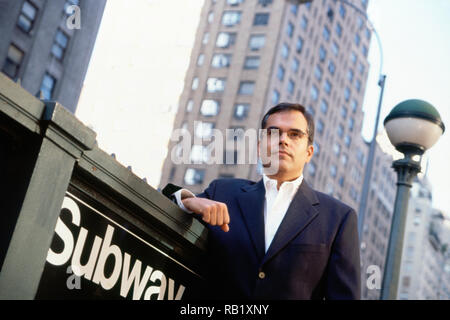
xmin=0 ymin=74 xmax=207 ymax=300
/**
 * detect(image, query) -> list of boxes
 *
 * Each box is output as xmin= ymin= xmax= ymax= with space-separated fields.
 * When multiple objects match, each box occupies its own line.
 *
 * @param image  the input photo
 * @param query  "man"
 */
xmin=163 ymin=102 xmax=360 ymax=299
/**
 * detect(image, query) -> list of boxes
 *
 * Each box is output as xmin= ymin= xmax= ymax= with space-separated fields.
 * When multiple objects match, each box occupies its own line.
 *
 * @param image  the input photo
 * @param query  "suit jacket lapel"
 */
xmin=236 ymin=179 xmax=266 ymax=261
xmin=262 ymin=180 xmax=320 ymax=265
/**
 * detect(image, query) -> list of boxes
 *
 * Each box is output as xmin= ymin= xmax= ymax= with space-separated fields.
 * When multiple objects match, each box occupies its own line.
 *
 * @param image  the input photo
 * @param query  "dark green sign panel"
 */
xmin=36 ymin=190 xmax=204 ymax=300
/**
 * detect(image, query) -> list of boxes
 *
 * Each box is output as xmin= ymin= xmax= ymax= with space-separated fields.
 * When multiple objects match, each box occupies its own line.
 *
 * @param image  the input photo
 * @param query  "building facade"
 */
xmin=396 ymin=178 xmax=450 ymax=300
xmin=0 ymin=0 xmax=106 ymax=113
xmin=159 ymin=0 xmax=372 ymax=214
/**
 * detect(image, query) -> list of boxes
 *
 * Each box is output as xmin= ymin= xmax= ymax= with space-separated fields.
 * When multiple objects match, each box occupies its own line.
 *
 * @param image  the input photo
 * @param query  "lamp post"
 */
xmin=380 ymin=99 xmax=445 ymax=300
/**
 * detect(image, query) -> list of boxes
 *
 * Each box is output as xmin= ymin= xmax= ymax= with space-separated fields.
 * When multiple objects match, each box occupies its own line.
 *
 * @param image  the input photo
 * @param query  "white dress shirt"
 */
xmin=173 ymin=174 xmax=304 ymax=253
xmin=262 ymin=174 xmax=303 ymax=252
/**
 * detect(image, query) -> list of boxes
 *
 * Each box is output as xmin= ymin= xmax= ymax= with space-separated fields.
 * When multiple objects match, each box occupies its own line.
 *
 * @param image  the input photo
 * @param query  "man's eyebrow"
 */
xmin=266 ymin=126 xmax=305 ymax=133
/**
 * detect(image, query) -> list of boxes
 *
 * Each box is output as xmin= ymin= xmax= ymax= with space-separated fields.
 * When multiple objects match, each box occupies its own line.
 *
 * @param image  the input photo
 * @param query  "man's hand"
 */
xmin=182 ymin=197 xmax=230 ymax=232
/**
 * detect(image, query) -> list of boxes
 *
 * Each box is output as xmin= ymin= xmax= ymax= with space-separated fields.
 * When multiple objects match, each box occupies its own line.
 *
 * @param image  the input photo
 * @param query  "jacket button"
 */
xmin=258 ymin=271 xmax=266 ymax=279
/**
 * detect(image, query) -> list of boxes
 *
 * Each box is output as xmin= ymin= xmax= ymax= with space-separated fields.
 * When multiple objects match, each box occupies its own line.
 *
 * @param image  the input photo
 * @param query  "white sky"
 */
xmin=76 ymin=0 xmax=450 ymax=214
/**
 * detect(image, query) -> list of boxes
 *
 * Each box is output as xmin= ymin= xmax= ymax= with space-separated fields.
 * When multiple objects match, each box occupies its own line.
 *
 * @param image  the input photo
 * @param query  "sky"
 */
xmin=76 ymin=0 xmax=450 ymax=215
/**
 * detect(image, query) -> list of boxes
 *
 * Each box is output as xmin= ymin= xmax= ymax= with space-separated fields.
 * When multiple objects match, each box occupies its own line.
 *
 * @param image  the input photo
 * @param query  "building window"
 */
xmin=327 ymin=7 xmax=334 ymax=21
xmin=362 ymin=45 xmax=368 ymax=57
xmin=350 ymin=51 xmax=357 ymax=64
xmin=234 ymin=103 xmax=250 ymax=119
xmin=211 ymin=53 xmax=232 ymax=68
xmin=272 ymin=90 xmax=280 ymax=104
xmin=319 ymin=45 xmax=326 ymax=62
xmin=249 ymin=34 xmax=266 ymax=50
xmin=328 ymin=60 xmax=335 ymax=75
xmin=200 ymin=99 xmax=220 ymax=116
xmin=351 ymin=99 xmax=358 ymax=112
xmin=296 ymin=36 xmax=303 ymax=53
xmin=331 ymin=41 xmax=339 ymax=57
xmin=238 ymin=81 xmax=255 ymax=95
xmin=281 ymin=43 xmax=290 ymax=60
xmin=355 ymin=79 xmax=361 ymax=92
xmin=320 ymin=99 xmax=328 ymax=114
xmin=358 ymin=62 xmax=365 ymax=75
xmin=184 ymin=168 xmax=205 ymax=185
xmin=186 ymin=99 xmax=194 ymax=112
xmin=2 ymin=44 xmax=24 ymax=80
xmin=195 ymin=122 xmax=215 ymax=139
xmin=365 ymin=28 xmax=371 ymax=40
xmin=310 ymin=85 xmax=319 ymax=101
xmin=301 ymin=16 xmax=308 ymax=31
xmin=314 ymin=65 xmax=323 ymax=81
xmin=348 ymin=117 xmax=354 ymax=131
xmin=355 ymin=33 xmax=361 ymax=46
xmin=330 ymin=164 xmax=337 ymax=178
xmin=277 ymin=65 xmax=285 ymax=81
xmin=337 ymin=123 xmax=344 ymax=137
xmin=222 ymin=11 xmax=241 ymax=26
xmin=341 ymin=153 xmax=348 ymax=165
xmin=345 ymin=134 xmax=352 ymax=147
xmin=291 ymin=57 xmax=300 ymax=73
xmin=258 ymin=0 xmax=272 ymax=6
xmin=40 ymin=73 xmax=57 ymax=100
xmin=64 ymin=0 xmax=79 ymax=15
xmin=347 ymin=68 xmax=354 ymax=83
xmin=227 ymin=0 xmax=244 ymax=5
xmin=287 ymin=79 xmax=295 ymax=94
xmin=191 ymin=77 xmax=199 ymax=90
xmin=286 ymin=21 xmax=294 ymax=38
xmin=190 ymin=145 xmax=208 ymax=164
xmin=313 ymin=142 xmax=320 ymax=156
xmin=197 ymin=54 xmax=205 ymax=66
xmin=202 ymin=32 xmax=210 ymax=45
xmin=306 ymin=105 xmax=315 ymax=117
xmin=335 ymin=22 xmax=342 ymax=38
xmin=317 ymin=119 xmax=324 ymax=135
xmin=290 ymin=4 xmax=298 ymax=16
xmin=206 ymin=78 xmax=226 ymax=93
xmin=216 ymin=32 xmax=237 ymax=48
xmin=244 ymin=56 xmax=260 ymax=69
xmin=324 ymin=79 xmax=332 ymax=94
xmin=341 ymin=105 xmax=348 ymax=119
xmin=344 ymin=87 xmax=351 ymax=101
xmin=339 ymin=4 xmax=346 ymax=18
xmin=208 ymin=11 xmax=214 ymax=23
xmin=17 ymin=1 xmax=38 ymax=34
xmin=323 ymin=25 xmax=331 ymax=41
xmin=51 ymin=29 xmax=69 ymax=61
xmin=254 ymin=13 xmax=269 ymax=26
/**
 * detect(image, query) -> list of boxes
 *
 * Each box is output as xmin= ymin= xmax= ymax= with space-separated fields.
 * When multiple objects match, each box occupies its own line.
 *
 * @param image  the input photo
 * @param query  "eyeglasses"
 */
xmin=264 ymin=127 xmax=308 ymax=141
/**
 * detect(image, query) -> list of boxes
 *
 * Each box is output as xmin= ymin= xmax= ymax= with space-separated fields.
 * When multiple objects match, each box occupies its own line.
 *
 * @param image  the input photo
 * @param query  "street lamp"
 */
xmin=380 ymin=99 xmax=445 ymax=300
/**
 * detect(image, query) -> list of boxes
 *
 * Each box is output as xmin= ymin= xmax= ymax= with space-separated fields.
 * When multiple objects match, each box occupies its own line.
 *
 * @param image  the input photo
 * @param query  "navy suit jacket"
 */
xmin=164 ymin=178 xmax=361 ymax=300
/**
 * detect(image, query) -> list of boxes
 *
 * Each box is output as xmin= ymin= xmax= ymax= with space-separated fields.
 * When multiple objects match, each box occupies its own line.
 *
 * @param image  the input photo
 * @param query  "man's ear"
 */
xmin=306 ymin=144 xmax=314 ymax=161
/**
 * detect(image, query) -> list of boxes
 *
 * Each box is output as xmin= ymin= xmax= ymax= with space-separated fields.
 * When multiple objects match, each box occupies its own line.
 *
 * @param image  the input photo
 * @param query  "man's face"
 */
xmin=258 ymin=110 xmax=314 ymax=179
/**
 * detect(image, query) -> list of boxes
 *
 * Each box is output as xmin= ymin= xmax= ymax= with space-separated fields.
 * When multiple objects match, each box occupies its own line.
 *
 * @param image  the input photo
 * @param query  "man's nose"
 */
xmin=279 ymin=131 xmax=289 ymax=144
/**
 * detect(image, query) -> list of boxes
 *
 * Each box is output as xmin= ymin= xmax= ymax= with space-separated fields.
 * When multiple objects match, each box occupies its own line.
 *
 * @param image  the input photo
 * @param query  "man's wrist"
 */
xmin=173 ymin=189 xmax=195 ymax=213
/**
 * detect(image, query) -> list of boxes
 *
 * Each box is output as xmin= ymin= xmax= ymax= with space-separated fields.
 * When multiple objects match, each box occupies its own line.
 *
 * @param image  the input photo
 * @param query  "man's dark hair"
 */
xmin=261 ymin=102 xmax=315 ymax=146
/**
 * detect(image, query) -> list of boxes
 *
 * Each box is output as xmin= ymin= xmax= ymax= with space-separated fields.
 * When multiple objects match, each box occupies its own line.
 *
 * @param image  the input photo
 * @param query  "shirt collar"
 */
xmin=263 ymin=174 xmax=303 ymax=193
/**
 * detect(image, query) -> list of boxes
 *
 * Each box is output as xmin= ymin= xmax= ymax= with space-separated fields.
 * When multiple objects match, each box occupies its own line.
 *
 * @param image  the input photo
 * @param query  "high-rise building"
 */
xmin=0 ymin=0 xmax=106 ymax=113
xmin=359 ymin=134 xmax=397 ymax=300
xmin=159 ymin=0 xmax=372 ymax=215
xmin=395 ymin=178 xmax=450 ymax=300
